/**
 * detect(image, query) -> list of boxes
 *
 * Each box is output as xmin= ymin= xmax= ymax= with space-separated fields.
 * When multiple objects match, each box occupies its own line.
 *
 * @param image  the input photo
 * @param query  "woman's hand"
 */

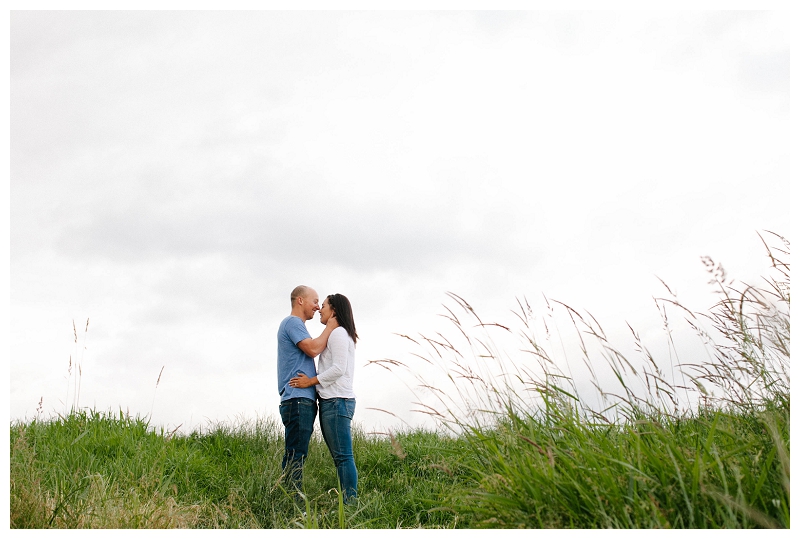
xmin=289 ymin=372 xmax=317 ymax=388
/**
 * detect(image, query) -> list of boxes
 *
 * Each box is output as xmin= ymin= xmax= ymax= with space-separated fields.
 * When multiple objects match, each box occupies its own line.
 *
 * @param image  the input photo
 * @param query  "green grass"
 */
xmin=10 ymin=232 xmax=790 ymax=528
xmin=446 ymin=399 xmax=788 ymax=528
xmin=10 ymin=411 xmax=474 ymax=528
xmin=10 ymin=399 xmax=788 ymax=528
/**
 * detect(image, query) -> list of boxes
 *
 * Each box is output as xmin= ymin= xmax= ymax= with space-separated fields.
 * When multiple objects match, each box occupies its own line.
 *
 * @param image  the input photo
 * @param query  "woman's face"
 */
xmin=319 ymin=298 xmax=335 ymax=324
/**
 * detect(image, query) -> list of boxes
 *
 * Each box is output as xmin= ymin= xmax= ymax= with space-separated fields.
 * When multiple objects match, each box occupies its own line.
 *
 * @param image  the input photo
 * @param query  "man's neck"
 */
xmin=290 ymin=307 xmax=306 ymax=320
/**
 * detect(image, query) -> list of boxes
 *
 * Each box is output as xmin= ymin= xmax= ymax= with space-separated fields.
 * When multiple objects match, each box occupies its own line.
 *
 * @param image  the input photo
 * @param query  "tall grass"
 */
xmin=62 ymin=318 xmax=89 ymax=416
xmin=388 ymin=231 xmax=789 ymax=528
xmin=10 ymin=232 xmax=789 ymax=528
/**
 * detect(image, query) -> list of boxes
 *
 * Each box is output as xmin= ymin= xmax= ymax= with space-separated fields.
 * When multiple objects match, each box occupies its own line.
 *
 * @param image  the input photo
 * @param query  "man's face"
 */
xmin=300 ymin=290 xmax=320 ymax=321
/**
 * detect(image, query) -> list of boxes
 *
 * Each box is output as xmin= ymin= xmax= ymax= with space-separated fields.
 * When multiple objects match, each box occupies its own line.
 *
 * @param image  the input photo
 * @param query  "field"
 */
xmin=9 ymin=233 xmax=790 ymax=528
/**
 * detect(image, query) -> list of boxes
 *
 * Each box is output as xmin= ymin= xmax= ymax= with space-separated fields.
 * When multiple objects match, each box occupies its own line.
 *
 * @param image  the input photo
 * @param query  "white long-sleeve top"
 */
xmin=316 ymin=326 xmax=356 ymax=399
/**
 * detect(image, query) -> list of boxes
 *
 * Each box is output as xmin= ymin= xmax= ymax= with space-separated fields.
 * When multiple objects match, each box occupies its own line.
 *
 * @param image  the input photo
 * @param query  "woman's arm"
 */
xmin=314 ymin=329 xmax=349 ymax=387
xmin=290 ymin=329 xmax=349 ymax=389
xmin=290 ymin=372 xmax=318 ymax=388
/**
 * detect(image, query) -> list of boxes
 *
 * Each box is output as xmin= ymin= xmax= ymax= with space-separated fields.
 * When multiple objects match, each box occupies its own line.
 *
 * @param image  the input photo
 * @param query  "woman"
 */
xmin=289 ymin=293 xmax=358 ymax=502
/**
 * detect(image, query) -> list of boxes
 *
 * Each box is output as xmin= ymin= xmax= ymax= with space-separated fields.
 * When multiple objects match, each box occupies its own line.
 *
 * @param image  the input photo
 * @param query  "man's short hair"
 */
xmin=291 ymin=285 xmax=310 ymax=307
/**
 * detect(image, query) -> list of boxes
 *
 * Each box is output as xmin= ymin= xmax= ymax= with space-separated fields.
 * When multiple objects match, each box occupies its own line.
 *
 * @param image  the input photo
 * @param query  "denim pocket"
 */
xmin=341 ymin=398 xmax=356 ymax=419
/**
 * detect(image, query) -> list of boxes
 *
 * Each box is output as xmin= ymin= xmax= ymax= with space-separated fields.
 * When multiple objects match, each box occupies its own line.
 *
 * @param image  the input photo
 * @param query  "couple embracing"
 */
xmin=276 ymin=285 xmax=358 ymax=504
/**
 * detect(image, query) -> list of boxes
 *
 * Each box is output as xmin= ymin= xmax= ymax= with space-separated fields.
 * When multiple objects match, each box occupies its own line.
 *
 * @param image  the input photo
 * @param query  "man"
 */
xmin=277 ymin=285 xmax=336 ymax=499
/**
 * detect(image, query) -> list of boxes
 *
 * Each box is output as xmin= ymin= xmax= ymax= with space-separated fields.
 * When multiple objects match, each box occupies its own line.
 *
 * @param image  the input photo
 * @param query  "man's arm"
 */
xmin=296 ymin=318 xmax=337 ymax=357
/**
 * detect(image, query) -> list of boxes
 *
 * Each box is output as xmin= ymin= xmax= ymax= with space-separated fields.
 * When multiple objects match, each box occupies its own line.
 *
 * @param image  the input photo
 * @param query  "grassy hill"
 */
xmin=10 ymin=233 xmax=790 ymax=528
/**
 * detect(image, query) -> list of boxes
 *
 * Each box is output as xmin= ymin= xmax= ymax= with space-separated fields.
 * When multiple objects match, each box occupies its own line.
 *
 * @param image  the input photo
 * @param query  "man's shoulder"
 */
xmin=279 ymin=315 xmax=310 ymax=340
xmin=279 ymin=315 xmax=303 ymax=329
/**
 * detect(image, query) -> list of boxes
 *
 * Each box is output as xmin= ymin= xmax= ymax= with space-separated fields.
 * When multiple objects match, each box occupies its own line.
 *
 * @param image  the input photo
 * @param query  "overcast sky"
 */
xmin=8 ymin=9 xmax=790 ymax=434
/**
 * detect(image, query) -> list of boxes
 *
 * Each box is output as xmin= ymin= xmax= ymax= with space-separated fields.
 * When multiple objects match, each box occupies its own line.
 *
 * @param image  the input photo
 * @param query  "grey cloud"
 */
xmin=55 ymin=181 xmax=515 ymax=275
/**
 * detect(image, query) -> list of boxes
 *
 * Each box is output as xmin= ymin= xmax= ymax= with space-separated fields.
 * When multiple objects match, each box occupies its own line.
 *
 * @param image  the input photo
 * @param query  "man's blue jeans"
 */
xmin=318 ymin=397 xmax=358 ymax=502
xmin=279 ymin=397 xmax=317 ymax=495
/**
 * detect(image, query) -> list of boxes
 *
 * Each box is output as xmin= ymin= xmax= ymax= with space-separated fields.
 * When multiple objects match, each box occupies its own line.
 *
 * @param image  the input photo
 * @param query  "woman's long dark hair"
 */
xmin=327 ymin=293 xmax=358 ymax=345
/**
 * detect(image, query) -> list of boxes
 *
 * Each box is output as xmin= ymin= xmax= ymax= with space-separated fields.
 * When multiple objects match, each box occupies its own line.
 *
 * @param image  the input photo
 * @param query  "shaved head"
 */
xmin=290 ymin=285 xmax=311 ymax=307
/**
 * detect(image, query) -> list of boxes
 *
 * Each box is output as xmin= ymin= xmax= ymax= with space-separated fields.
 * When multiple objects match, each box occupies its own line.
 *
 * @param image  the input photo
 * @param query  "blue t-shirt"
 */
xmin=277 ymin=315 xmax=317 ymax=402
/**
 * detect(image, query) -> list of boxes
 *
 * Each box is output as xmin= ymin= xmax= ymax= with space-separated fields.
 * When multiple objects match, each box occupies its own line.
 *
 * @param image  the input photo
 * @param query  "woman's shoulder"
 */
xmin=331 ymin=326 xmax=354 ymax=343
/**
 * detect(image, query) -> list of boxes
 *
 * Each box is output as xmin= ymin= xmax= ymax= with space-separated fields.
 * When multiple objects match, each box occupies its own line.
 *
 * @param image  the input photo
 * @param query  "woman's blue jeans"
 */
xmin=279 ymin=397 xmax=317 ymax=495
xmin=318 ymin=397 xmax=358 ymax=502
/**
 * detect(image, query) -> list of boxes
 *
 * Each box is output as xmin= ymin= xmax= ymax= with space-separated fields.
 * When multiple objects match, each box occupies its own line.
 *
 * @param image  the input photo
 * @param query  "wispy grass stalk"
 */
xmin=384 ymin=231 xmax=789 ymax=528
